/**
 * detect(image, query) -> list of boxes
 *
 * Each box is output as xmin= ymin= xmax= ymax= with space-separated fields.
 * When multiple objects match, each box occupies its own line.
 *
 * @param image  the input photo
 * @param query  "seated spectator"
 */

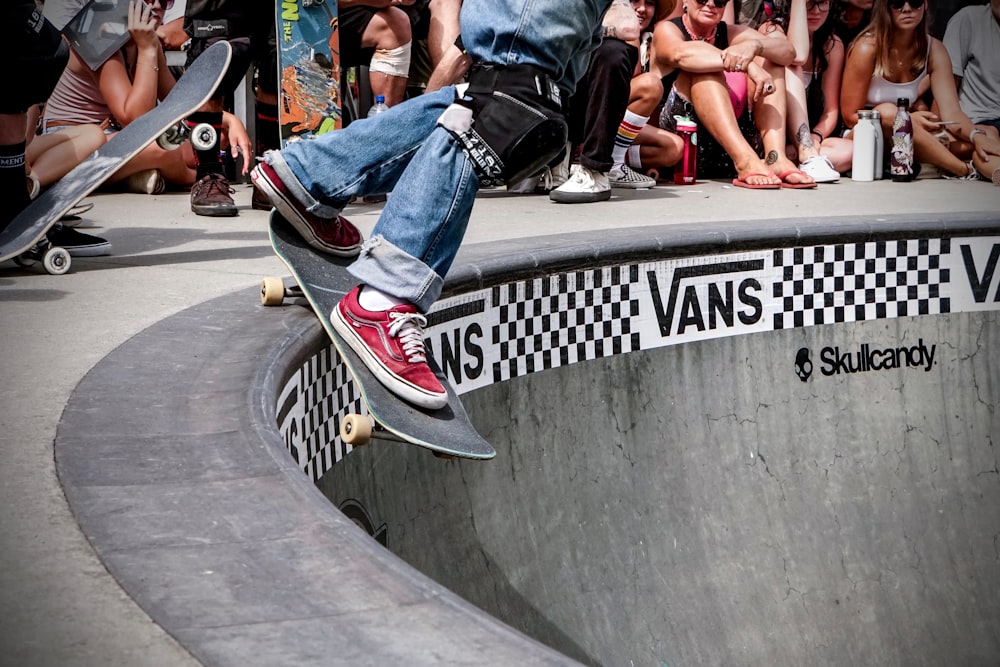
xmin=942 ymin=0 xmax=1000 ymax=184
xmin=340 ymin=0 xmax=415 ymax=107
xmin=836 ymin=0 xmax=873 ymax=46
xmin=653 ymin=0 xmax=816 ymax=188
xmin=549 ymin=0 xmax=649 ymax=203
xmin=2 ymin=0 xmax=109 ymax=256
xmin=42 ymin=0 xmax=249 ymax=194
xmin=840 ymin=0 xmax=992 ymax=179
xmin=620 ymin=0 xmax=693 ymax=182
xmin=749 ymin=0 xmax=851 ymax=177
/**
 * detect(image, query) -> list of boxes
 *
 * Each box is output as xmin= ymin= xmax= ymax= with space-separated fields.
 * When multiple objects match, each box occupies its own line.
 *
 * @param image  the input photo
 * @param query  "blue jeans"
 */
xmin=266 ymin=0 xmax=608 ymax=312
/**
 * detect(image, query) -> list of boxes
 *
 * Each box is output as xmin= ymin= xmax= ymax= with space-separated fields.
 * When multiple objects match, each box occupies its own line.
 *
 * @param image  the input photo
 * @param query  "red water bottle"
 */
xmin=674 ymin=116 xmax=698 ymax=185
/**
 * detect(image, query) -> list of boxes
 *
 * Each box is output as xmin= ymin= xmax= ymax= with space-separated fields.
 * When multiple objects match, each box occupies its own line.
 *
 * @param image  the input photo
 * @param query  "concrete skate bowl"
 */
xmin=54 ymin=214 xmax=1000 ymax=666
xmin=279 ymin=216 xmax=1000 ymax=666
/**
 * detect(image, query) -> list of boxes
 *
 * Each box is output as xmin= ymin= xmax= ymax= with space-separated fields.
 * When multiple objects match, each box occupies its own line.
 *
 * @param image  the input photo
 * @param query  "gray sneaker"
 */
xmin=608 ymin=163 xmax=656 ymax=189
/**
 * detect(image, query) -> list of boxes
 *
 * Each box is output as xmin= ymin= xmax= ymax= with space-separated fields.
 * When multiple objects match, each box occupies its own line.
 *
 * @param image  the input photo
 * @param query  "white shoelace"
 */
xmin=388 ymin=312 xmax=429 ymax=363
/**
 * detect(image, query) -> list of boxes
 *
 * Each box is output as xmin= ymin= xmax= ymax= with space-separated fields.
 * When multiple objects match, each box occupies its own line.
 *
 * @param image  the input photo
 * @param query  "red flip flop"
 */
xmin=778 ymin=169 xmax=818 ymax=189
xmin=731 ymin=173 xmax=781 ymax=189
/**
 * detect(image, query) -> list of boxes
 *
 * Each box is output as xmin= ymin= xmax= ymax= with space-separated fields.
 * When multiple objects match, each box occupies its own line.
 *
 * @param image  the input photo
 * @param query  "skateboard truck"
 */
xmin=156 ymin=121 xmax=217 ymax=151
xmin=15 ymin=237 xmax=71 ymax=275
xmin=340 ymin=413 xmax=456 ymax=458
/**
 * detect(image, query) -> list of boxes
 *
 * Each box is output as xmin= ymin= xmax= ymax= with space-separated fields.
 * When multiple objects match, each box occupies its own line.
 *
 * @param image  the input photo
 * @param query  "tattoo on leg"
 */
xmin=766 ymin=150 xmax=779 ymax=165
xmin=796 ymin=124 xmax=815 ymax=148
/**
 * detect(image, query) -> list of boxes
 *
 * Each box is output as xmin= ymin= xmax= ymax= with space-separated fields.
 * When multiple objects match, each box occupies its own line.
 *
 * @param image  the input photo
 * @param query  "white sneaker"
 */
xmin=798 ymin=155 xmax=840 ymax=183
xmin=942 ymin=159 xmax=980 ymax=181
xmin=609 ymin=163 xmax=656 ymax=189
xmin=549 ymin=164 xmax=611 ymax=203
xmin=126 ymin=168 xmax=166 ymax=195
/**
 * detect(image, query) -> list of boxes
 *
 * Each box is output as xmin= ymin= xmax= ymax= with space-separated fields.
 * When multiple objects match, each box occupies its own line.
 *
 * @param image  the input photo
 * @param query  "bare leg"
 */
xmin=752 ymin=60 xmax=814 ymax=184
xmin=680 ymin=71 xmax=780 ymax=186
xmin=784 ymin=64 xmax=822 ymax=164
xmin=27 ymin=124 xmax=106 ymax=187
xmin=363 ymin=8 xmax=412 ymax=106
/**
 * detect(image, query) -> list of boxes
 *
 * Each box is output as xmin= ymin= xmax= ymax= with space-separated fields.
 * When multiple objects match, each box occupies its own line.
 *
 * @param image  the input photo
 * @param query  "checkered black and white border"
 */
xmin=276 ymin=235 xmax=1000 ymax=479
xmin=275 ymin=346 xmax=364 ymax=481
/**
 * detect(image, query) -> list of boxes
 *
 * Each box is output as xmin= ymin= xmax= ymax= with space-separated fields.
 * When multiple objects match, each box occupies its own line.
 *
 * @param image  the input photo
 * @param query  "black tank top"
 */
xmin=660 ymin=17 xmax=730 ymax=94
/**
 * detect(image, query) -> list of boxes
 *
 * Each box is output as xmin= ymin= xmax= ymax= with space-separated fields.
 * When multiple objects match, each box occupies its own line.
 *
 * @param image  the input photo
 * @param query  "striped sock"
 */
xmin=611 ymin=110 xmax=649 ymax=167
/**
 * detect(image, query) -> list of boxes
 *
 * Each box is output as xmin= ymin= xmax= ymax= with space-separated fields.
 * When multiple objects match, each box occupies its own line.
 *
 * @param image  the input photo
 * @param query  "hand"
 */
xmin=746 ymin=62 xmax=775 ymax=103
xmin=128 ymin=0 xmax=161 ymax=52
xmin=972 ymin=128 xmax=1000 ymax=165
xmin=221 ymin=112 xmax=252 ymax=175
xmin=910 ymin=110 xmax=942 ymax=134
xmin=720 ymin=41 xmax=760 ymax=73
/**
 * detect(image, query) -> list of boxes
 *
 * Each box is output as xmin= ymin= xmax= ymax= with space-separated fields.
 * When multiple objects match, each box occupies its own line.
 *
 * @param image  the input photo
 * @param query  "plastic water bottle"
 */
xmin=368 ymin=95 xmax=389 ymax=117
xmin=890 ymin=98 xmax=913 ymax=182
xmin=871 ymin=110 xmax=884 ymax=180
xmin=851 ymin=110 xmax=877 ymax=181
xmin=673 ymin=116 xmax=698 ymax=185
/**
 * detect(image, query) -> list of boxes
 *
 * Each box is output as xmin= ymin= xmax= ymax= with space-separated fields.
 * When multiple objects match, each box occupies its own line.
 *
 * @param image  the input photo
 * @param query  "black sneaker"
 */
xmin=47 ymin=224 xmax=112 ymax=257
xmin=190 ymin=173 xmax=238 ymax=217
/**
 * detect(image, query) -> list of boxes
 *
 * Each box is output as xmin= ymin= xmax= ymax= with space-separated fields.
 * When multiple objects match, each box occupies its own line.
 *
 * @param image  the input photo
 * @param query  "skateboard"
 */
xmin=0 ymin=41 xmax=232 ymax=275
xmin=263 ymin=211 xmax=496 ymax=460
xmin=276 ymin=0 xmax=343 ymax=146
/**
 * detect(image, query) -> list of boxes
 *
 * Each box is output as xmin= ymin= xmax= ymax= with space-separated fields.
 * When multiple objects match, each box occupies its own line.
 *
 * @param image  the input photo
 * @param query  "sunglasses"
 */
xmin=888 ymin=0 xmax=923 ymax=9
xmin=807 ymin=0 xmax=830 ymax=10
xmin=694 ymin=0 xmax=729 ymax=8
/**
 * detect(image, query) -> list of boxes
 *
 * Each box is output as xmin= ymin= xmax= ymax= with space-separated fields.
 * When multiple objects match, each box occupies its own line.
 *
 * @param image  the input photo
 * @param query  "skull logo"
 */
xmin=794 ymin=347 xmax=812 ymax=382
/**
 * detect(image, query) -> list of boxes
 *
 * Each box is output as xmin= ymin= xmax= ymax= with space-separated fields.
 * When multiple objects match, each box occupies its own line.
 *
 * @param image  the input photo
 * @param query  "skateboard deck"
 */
xmin=0 ymin=40 xmax=232 ymax=273
xmin=276 ymin=0 xmax=342 ymax=146
xmin=265 ymin=211 xmax=496 ymax=460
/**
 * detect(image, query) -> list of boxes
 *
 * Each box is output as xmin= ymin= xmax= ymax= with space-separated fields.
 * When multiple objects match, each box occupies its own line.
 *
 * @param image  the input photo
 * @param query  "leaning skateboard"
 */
xmin=0 ymin=41 xmax=232 ymax=275
xmin=275 ymin=0 xmax=343 ymax=145
xmin=263 ymin=211 xmax=496 ymax=460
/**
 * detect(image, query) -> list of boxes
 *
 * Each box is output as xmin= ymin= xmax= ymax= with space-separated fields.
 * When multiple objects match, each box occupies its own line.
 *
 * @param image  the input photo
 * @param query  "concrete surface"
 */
xmin=0 ymin=177 xmax=998 ymax=666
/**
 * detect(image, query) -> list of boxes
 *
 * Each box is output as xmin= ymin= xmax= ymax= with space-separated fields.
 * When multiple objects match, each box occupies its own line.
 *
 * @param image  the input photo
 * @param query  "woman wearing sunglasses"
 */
xmin=652 ymin=0 xmax=817 ymax=187
xmin=840 ymin=0 xmax=991 ymax=178
xmin=42 ymin=0 xmax=249 ymax=194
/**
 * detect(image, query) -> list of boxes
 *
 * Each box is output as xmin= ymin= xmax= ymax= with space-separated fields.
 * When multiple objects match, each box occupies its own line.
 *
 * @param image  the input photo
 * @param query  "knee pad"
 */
xmin=369 ymin=42 xmax=412 ymax=78
xmin=439 ymin=65 xmax=569 ymax=185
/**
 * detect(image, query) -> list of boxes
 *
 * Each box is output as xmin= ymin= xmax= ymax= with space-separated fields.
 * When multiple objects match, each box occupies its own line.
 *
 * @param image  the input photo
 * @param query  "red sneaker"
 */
xmin=331 ymin=286 xmax=448 ymax=410
xmin=250 ymin=161 xmax=362 ymax=257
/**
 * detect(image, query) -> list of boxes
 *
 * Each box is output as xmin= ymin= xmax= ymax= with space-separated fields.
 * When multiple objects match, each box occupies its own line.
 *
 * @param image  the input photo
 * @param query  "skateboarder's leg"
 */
xmin=260 ymin=85 xmax=455 ymax=217
xmin=346 ymin=126 xmax=476 ymax=312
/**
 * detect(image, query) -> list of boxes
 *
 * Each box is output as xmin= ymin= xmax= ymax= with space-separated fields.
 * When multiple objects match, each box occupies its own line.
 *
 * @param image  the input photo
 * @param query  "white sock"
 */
xmin=358 ymin=285 xmax=407 ymax=311
xmin=626 ymin=145 xmax=643 ymax=169
xmin=611 ymin=110 xmax=650 ymax=166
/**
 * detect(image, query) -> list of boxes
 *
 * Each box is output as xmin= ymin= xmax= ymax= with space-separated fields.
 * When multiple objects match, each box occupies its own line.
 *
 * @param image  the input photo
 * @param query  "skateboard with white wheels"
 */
xmin=0 ymin=41 xmax=231 ymax=274
xmin=263 ymin=211 xmax=496 ymax=460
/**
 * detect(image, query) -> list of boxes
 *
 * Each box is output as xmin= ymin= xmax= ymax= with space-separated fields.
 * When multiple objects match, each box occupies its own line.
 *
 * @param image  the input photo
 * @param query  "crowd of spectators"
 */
xmin=3 ymin=0 xmax=998 ymax=257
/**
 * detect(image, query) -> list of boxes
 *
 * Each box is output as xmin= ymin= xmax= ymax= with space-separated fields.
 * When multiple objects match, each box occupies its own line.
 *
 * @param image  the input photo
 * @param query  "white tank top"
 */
xmin=866 ymin=43 xmax=931 ymax=106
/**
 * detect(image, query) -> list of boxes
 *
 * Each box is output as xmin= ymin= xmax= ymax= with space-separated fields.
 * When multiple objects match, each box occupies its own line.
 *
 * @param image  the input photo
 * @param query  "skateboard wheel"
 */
xmin=42 ymin=247 xmax=71 ymax=275
xmin=340 ymin=414 xmax=372 ymax=446
xmin=13 ymin=255 xmax=36 ymax=269
xmin=190 ymin=123 xmax=217 ymax=151
xmin=261 ymin=276 xmax=286 ymax=306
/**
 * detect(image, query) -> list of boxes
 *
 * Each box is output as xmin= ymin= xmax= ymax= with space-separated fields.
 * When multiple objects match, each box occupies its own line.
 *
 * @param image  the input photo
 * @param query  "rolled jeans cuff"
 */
xmin=347 ymin=235 xmax=444 ymax=313
xmin=262 ymin=150 xmax=341 ymax=219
